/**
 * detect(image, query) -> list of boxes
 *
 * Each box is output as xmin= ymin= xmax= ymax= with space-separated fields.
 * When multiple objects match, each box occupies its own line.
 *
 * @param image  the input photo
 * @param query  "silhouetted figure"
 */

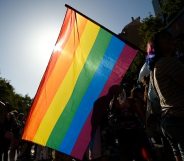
xmin=147 ymin=31 xmax=184 ymax=161
xmin=90 ymin=85 xmax=123 ymax=161
xmin=114 ymin=87 xmax=155 ymax=161
xmin=0 ymin=101 xmax=7 ymax=161
xmin=2 ymin=112 xmax=14 ymax=161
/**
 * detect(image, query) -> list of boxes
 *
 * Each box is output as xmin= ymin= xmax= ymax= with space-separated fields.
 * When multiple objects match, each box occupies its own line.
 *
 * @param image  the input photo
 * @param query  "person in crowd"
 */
xmin=90 ymin=84 xmax=125 ymax=161
xmin=34 ymin=145 xmax=52 ymax=161
xmin=139 ymin=69 xmax=175 ymax=161
xmin=0 ymin=101 xmax=7 ymax=161
xmin=1 ymin=111 xmax=14 ymax=161
xmin=9 ymin=110 xmax=20 ymax=161
xmin=147 ymin=30 xmax=184 ymax=161
xmin=175 ymin=33 xmax=184 ymax=63
xmin=139 ymin=36 xmax=177 ymax=161
xmin=111 ymin=86 xmax=156 ymax=161
xmin=53 ymin=150 xmax=75 ymax=161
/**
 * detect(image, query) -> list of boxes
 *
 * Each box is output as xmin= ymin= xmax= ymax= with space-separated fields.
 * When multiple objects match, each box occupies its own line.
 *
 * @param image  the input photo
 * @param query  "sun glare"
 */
xmin=30 ymin=26 xmax=59 ymax=63
xmin=54 ymin=41 xmax=62 ymax=52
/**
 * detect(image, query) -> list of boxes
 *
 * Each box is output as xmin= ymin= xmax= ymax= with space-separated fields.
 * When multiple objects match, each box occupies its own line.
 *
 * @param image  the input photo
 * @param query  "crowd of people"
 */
xmin=0 ymin=101 xmax=27 ymax=161
xmin=0 ymin=101 xmax=63 ymax=161
xmin=0 ymin=30 xmax=184 ymax=161
xmin=86 ymin=30 xmax=184 ymax=161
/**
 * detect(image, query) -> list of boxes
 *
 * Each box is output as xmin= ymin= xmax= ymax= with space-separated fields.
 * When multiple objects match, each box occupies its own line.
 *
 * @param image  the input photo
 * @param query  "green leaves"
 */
xmin=0 ymin=76 xmax=32 ymax=113
xmin=161 ymin=0 xmax=184 ymax=22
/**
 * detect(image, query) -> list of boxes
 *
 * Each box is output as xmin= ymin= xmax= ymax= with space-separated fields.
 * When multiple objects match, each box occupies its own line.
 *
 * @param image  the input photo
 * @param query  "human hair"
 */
xmin=130 ymin=86 xmax=143 ymax=98
xmin=107 ymin=84 xmax=122 ymax=98
xmin=146 ymin=30 xmax=173 ymax=71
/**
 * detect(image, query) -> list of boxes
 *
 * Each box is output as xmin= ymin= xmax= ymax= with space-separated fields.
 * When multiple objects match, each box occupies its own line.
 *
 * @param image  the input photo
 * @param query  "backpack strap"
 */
xmin=150 ymin=70 xmax=170 ymax=117
xmin=150 ymin=71 xmax=160 ymax=100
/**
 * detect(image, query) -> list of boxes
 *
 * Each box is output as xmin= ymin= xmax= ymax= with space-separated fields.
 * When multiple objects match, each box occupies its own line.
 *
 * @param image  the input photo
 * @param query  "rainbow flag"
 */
xmin=22 ymin=6 xmax=137 ymax=160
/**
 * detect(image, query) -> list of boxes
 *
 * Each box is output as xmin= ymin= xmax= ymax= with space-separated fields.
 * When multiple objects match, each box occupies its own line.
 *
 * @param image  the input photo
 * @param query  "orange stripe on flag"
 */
xmin=23 ymin=10 xmax=87 ymax=140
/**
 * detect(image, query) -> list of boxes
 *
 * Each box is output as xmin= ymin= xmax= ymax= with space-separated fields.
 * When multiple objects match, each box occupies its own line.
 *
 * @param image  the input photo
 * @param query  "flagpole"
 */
xmin=65 ymin=4 xmax=146 ymax=54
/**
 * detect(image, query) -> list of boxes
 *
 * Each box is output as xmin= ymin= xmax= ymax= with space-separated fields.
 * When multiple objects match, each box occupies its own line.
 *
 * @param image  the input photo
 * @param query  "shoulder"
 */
xmin=156 ymin=57 xmax=174 ymax=65
xmin=156 ymin=57 xmax=183 ymax=66
xmin=155 ymin=57 xmax=184 ymax=73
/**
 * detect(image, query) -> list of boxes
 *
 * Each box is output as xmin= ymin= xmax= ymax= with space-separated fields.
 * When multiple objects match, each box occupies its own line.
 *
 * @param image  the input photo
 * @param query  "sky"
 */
xmin=0 ymin=0 xmax=154 ymax=98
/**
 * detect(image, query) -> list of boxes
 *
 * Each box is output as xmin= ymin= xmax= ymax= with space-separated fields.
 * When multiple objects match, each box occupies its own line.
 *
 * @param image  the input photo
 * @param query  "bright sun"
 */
xmin=27 ymin=25 xmax=60 ymax=68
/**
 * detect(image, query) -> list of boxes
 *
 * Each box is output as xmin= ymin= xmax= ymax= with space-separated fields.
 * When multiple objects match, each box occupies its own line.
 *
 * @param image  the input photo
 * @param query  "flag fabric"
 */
xmin=22 ymin=6 xmax=137 ymax=160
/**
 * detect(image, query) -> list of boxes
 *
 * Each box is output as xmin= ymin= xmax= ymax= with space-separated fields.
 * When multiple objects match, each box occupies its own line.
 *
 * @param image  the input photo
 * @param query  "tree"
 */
xmin=0 ymin=76 xmax=32 ymax=113
xmin=161 ymin=0 xmax=184 ymax=22
xmin=139 ymin=0 xmax=184 ymax=50
xmin=14 ymin=93 xmax=32 ymax=113
xmin=0 ymin=77 xmax=15 ymax=105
